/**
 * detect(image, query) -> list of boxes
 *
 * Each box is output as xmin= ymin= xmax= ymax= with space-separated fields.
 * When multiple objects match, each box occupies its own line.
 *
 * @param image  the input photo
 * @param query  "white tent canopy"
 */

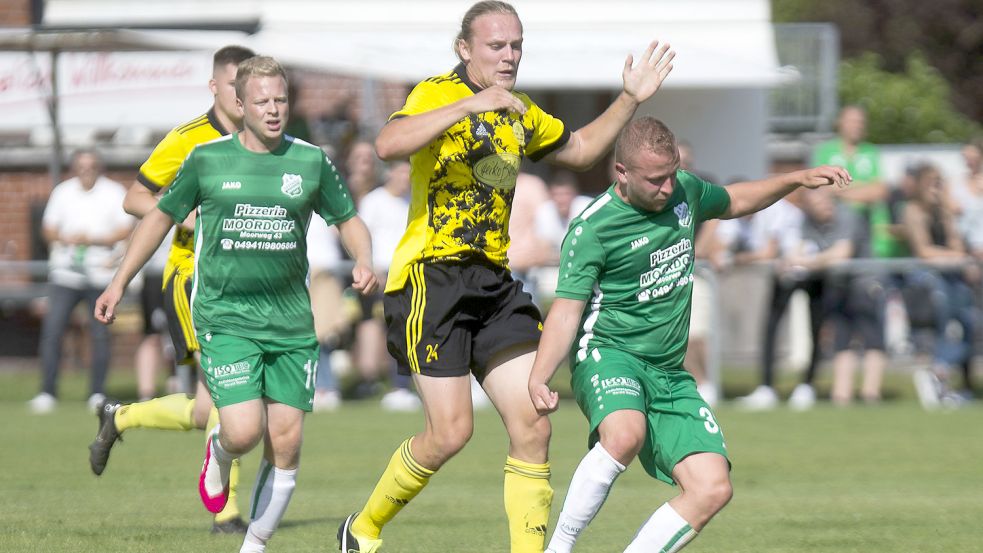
xmin=36 ymin=0 xmax=786 ymax=179
xmin=45 ymin=0 xmax=793 ymax=89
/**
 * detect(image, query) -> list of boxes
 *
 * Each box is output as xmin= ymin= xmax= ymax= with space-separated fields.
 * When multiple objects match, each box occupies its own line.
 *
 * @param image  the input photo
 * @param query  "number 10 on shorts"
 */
xmin=304 ymin=359 xmax=318 ymax=390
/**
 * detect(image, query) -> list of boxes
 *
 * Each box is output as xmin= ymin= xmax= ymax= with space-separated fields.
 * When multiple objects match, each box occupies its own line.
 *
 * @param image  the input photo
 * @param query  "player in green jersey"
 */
xmin=528 ymin=117 xmax=851 ymax=553
xmin=95 ymin=56 xmax=378 ymax=553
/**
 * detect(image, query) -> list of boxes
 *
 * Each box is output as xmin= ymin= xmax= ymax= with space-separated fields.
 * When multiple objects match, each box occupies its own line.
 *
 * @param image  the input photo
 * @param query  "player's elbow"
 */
xmin=374 ymin=133 xmax=402 ymax=161
xmin=122 ymin=194 xmax=139 ymax=217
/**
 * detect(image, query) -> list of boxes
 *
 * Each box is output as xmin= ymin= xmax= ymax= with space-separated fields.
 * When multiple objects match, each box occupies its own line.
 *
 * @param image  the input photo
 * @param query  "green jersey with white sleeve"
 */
xmin=554 ymin=171 xmax=730 ymax=370
xmin=156 ymin=133 xmax=355 ymax=343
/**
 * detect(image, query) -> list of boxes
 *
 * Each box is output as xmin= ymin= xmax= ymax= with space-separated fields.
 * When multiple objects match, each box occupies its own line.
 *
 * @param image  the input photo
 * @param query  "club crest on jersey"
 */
xmin=281 ymin=173 xmax=303 ymax=198
xmin=512 ymin=121 xmax=526 ymax=146
xmin=674 ymin=202 xmax=693 ymax=228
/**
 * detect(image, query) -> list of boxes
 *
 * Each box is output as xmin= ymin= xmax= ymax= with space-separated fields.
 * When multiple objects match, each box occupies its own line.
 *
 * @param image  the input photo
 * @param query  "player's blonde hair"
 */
xmin=615 ymin=116 xmax=678 ymax=167
xmin=234 ymin=56 xmax=288 ymax=100
xmin=454 ymin=1 xmax=521 ymax=62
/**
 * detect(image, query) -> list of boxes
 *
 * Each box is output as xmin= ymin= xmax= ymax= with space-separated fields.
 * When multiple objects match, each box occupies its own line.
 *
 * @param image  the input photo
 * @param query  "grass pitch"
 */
xmin=1 ymin=368 xmax=981 ymax=552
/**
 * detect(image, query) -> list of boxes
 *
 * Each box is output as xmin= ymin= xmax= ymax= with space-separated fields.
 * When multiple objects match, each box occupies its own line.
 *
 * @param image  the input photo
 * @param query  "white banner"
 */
xmin=0 ymin=51 xmax=214 ymax=131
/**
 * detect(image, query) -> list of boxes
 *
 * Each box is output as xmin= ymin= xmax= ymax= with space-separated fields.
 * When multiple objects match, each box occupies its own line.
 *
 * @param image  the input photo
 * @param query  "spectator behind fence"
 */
xmin=345 ymin=139 xmax=380 ymax=205
xmin=905 ymin=163 xmax=979 ymax=409
xmin=535 ymin=170 xmax=593 ymax=251
xmin=814 ymin=105 xmax=906 ymax=259
xmin=813 ymin=187 xmax=888 ymax=405
xmin=29 ymin=149 xmax=135 ymax=414
xmin=730 ymin=194 xmax=808 ymax=410
xmin=508 ymin=172 xmax=555 ymax=300
xmin=952 ymin=139 xmax=983 ymax=259
xmin=306 ymin=217 xmax=347 ymax=412
xmin=740 ymin=188 xmax=857 ymax=411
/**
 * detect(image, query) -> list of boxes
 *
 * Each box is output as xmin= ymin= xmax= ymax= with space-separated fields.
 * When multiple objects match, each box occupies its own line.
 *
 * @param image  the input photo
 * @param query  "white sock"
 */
xmin=243 ymin=459 xmax=297 ymax=548
xmin=238 ymin=540 xmax=265 ymax=553
xmin=623 ymin=503 xmax=697 ymax=553
xmin=205 ymin=427 xmax=237 ymax=497
xmin=547 ymin=443 xmax=626 ymax=553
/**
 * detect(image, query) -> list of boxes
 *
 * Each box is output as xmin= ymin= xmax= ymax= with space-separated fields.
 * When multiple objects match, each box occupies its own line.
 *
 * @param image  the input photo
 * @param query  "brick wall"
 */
xmin=0 ymin=0 xmax=33 ymax=25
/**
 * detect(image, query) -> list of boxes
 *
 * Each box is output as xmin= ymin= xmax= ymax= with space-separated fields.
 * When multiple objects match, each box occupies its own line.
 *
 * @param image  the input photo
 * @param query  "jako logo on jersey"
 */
xmin=222 ymin=181 xmax=241 ymax=190
xmin=281 ymin=173 xmax=303 ymax=198
xmin=630 ymin=236 xmax=649 ymax=250
xmin=674 ymin=202 xmax=693 ymax=228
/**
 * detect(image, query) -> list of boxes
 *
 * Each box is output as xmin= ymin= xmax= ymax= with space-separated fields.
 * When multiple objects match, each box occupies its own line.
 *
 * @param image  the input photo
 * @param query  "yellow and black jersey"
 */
xmin=385 ymin=64 xmax=570 ymax=292
xmin=138 ymin=109 xmax=230 ymax=280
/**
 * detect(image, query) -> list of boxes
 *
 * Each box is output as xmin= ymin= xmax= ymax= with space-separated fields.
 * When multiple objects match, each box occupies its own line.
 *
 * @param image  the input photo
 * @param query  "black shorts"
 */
xmin=162 ymin=269 xmax=200 ymax=363
xmin=140 ymin=272 xmax=166 ymax=335
xmin=384 ymin=259 xmax=542 ymax=381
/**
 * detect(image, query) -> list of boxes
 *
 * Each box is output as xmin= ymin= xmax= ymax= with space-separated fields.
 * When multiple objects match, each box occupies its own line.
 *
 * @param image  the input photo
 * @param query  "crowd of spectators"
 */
xmin=25 ymin=104 xmax=982 ymax=414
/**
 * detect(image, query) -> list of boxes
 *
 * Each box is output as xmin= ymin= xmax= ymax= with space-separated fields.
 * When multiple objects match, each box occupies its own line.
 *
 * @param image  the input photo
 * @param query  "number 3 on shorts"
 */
xmin=699 ymin=407 xmax=720 ymax=434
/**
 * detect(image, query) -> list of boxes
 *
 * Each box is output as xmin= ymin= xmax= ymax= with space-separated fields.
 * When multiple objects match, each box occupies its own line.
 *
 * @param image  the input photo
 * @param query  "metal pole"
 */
xmin=46 ymin=48 xmax=63 ymax=187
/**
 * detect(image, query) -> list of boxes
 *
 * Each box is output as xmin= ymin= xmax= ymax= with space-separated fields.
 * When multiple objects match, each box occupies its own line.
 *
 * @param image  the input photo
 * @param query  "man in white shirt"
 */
xmin=535 ymin=170 xmax=593 ymax=251
xmin=30 ymin=149 xmax=135 ymax=414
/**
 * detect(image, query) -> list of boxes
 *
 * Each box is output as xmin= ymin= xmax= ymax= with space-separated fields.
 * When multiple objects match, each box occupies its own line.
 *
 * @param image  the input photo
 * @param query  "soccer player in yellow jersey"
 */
xmin=338 ymin=2 xmax=675 ymax=552
xmin=87 ymin=45 xmax=256 ymax=534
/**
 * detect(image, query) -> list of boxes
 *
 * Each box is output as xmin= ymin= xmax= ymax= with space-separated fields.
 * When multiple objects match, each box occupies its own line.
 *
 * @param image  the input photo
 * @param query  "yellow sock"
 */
xmin=353 ymin=438 xmax=434 ymax=539
xmin=214 ymin=458 xmax=242 ymax=522
xmin=205 ymin=406 xmax=219 ymax=435
xmin=113 ymin=394 xmax=195 ymax=432
xmin=504 ymin=456 xmax=553 ymax=553
xmin=202 ymin=405 xmax=241 ymax=523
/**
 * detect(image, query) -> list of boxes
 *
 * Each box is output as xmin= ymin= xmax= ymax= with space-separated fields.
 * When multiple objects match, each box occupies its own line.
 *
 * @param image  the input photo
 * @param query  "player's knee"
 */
xmin=508 ymin=413 xmax=551 ymax=452
xmin=599 ymin=429 xmax=644 ymax=464
xmin=429 ymin=421 xmax=473 ymax=461
xmin=221 ymin=427 xmax=264 ymax=454
xmin=694 ymin=476 xmax=733 ymax=516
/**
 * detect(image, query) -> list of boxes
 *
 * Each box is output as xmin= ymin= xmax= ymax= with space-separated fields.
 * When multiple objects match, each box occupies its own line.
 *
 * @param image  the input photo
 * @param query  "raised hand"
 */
xmin=622 ymin=41 xmax=676 ymax=104
xmin=800 ymin=165 xmax=853 ymax=189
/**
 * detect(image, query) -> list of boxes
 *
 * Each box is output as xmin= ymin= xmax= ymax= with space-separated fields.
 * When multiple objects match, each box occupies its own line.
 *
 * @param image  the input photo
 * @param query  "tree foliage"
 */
xmin=840 ymin=52 xmax=980 ymax=143
xmin=772 ymin=0 xmax=983 ymax=130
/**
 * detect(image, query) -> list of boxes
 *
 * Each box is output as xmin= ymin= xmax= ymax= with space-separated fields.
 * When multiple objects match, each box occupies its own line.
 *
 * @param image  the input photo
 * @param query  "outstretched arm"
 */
xmin=722 ymin=165 xmax=852 ymax=220
xmin=528 ymin=297 xmax=587 ymax=415
xmin=94 ymin=208 xmax=175 ymax=323
xmin=337 ymin=215 xmax=379 ymax=295
xmin=549 ymin=41 xmax=675 ymax=170
xmin=375 ymin=87 xmax=527 ymax=160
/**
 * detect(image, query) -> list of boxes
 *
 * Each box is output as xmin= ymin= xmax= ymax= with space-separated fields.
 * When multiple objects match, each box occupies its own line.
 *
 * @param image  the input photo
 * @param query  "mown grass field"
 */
xmin=1 ymin=368 xmax=981 ymax=552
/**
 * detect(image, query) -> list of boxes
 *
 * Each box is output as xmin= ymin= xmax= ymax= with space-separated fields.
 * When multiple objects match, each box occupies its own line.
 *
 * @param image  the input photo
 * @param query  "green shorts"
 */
xmin=198 ymin=332 xmax=319 ymax=412
xmin=571 ymin=347 xmax=729 ymax=485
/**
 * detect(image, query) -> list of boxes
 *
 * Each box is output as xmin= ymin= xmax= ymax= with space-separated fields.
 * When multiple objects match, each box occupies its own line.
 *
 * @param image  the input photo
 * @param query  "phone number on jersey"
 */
xmin=230 ymin=240 xmax=298 ymax=251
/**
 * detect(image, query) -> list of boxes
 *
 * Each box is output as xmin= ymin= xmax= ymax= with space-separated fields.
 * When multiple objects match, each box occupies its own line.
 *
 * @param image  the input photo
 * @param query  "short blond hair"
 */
xmin=234 ymin=56 xmax=288 ymax=100
xmin=615 ymin=116 xmax=678 ymax=167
